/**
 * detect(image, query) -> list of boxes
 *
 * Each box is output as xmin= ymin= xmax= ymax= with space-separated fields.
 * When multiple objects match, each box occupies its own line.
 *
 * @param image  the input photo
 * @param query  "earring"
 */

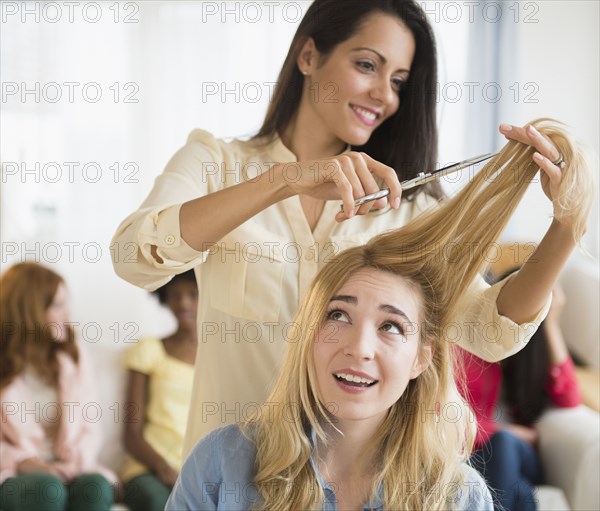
xmin=301 ymin=69 xmax=308 ymax=75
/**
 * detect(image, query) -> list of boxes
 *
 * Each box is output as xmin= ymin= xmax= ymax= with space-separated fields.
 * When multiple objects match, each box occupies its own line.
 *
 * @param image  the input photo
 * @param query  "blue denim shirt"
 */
xmin=166 ymin=424 xmax=493 ymax=510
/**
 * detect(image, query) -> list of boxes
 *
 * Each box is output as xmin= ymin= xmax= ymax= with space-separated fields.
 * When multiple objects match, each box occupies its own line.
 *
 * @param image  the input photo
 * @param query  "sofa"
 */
xmin=533 ymin=250 xmax=600 ymax=510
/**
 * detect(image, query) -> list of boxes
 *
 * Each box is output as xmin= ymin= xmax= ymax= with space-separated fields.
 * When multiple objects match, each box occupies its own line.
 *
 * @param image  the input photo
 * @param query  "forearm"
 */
xmin=125 ymin=434 xmax=172 ymax=473
xmin=496 ymin=220 xmax=575 ymax=324
xmin=544 ymin=322 xmax=570 ymax=365
xmin=179 ymin=164 xmax=293 ymax=252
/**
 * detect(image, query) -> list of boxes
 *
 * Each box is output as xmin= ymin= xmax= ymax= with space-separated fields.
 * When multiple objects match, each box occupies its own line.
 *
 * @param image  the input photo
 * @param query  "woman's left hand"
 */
xmin=499 ymin=123 xmax=570 ymax=227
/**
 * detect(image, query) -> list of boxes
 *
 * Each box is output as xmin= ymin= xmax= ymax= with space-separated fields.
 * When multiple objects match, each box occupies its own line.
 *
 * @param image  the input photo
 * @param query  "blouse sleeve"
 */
xmin=111 ymin=130 xmax=226 ymax=291
xmin=124 ymin=338 xmax=161 ymax=375
xmin=454 ymin=274 xmax=551 ymax=363
xmin=545 ymin=357 xmax=581 ymax=407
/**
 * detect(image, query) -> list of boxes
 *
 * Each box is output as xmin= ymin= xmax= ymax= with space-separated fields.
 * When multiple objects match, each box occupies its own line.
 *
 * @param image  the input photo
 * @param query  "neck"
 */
xmin=171 ymin=326 xmax=197 ymax=344
xmin=281 ymin=103 xmax=346 ymax=161
xmin=317 ymin=417 xmax=382 ymax=478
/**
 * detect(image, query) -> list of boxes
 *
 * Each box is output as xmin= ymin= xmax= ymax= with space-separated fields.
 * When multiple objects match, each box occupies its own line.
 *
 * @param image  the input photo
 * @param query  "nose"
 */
xmin=342 ymin=324 xmax=375 ymax=360
xmin=370 ymin=75 xmax=398 ymax=109
xmin=175 ymin=292 xmax=197 ymax=309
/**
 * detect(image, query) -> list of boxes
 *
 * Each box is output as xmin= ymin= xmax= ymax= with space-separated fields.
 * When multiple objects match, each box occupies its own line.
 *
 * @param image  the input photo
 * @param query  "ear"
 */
xmin=296 ymin=37 xmax=319 ymax=75
xmin=409 ymin=343 xmax=433 ymax=380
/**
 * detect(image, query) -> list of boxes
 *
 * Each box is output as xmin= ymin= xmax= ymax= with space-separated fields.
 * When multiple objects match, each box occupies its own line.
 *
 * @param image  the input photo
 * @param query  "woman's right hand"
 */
xmin=277 ymin=151 xmax=403 ymax=220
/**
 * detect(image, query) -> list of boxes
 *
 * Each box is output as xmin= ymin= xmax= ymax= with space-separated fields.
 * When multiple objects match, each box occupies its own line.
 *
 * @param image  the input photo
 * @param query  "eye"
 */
xmin=326 ymin=309 xmax=350 ymax=323
xmin=356 ymin=60 xmax=376 ymax=73
xmin=391 ymin=78 xmax=408 ymax=94
xmin=380 ymin=321 xmax=404 ymax=336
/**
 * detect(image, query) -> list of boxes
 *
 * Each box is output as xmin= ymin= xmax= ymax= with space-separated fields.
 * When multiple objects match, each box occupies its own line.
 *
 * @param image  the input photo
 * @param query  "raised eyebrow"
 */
xmin=351 ymin=47 xmax=410 ymax=74
xmin=330 ymin=297 xmax=413 ymax=323
xmin=330 ymin=295 xmax=357 ymax=305
xmin=379 ymin=304 xmax=413 ymax=324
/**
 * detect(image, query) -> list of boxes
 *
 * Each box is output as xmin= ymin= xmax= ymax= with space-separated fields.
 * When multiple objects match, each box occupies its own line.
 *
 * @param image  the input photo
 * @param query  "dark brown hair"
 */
xmin=498 ymin=269 xmax=550 ymax=424
xmin=255 ymin=0 xmax=441 ymax=199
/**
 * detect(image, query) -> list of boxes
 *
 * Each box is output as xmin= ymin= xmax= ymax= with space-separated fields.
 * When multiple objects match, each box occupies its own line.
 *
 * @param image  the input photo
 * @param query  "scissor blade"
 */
xmin=344 ymin=152 xmax=497 ymax=211
xmin=401 ymin=152 xmax=496 ymax=191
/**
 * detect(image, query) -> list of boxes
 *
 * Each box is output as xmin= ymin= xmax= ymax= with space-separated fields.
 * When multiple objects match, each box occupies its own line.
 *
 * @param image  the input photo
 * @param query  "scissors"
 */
xmin=340 ymin=152 xmax=498 ymax=212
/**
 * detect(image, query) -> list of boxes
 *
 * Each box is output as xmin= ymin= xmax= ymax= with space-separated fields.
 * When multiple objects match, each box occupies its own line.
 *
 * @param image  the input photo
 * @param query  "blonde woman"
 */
xmin=165 ymin=121 xmax=594 ymax=511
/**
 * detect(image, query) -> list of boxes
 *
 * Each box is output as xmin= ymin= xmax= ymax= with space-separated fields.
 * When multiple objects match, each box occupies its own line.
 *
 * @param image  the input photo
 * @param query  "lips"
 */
xmin=176 ymin=311 xmax=195 ymax=321
xmin=350 ymin=104 xmax=381 ymax=127
xmin=333 ymin=370 xmax=378 ymax=388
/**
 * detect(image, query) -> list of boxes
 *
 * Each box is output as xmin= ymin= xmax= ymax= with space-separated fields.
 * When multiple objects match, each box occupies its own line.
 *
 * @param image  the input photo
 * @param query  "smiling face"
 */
xmin=312 ymin=268 xmax=431 ymax=427
xmin=163 ymin=279 xmax=198 ymax=331
xmin=298 ymin=13 xmax=416 ymax=147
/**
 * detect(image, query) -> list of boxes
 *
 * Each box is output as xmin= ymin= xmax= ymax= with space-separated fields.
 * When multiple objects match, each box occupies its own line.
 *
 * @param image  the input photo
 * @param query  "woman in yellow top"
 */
xmin=121 ymin=270 xmax=198 ymax=511
xmin=112 ymin=0 xmax=585 ymax=453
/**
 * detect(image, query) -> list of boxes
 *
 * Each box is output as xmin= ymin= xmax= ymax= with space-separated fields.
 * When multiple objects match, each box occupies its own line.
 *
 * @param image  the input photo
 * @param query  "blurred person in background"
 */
xmin=0 ymin=263 xmax=117 ymax=511
xmin=458 ymin=270 xmax=581 ymax=511
xmin=121 ymin=270 xmax=198 ymax=511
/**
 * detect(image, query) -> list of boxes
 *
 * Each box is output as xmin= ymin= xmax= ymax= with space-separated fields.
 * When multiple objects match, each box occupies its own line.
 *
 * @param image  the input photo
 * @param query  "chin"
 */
xmin=343 ymin=128 xmax=375 ymax=147
xmin=329 ymin=404 xmax=378 ymax=421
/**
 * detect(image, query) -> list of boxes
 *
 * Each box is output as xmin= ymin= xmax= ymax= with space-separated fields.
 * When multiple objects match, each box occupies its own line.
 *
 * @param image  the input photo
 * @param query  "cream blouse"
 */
xmin=111 ymin=130 xmax=549 ymax=454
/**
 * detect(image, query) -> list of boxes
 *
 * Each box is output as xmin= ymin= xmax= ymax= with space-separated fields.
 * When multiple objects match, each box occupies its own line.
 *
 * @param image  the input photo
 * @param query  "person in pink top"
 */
xmin=458 ymin=269 xmax=580 ymax=511
xmin=0 ymin=263 xmax=118 ymax=511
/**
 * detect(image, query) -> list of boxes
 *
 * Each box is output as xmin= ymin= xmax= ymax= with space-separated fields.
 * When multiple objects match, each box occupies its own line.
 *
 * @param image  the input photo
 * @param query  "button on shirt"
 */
xmin=165 ymin=424 xmax=493 ymax=511
xmin=111 ymin=130 xmax=551 ymax=451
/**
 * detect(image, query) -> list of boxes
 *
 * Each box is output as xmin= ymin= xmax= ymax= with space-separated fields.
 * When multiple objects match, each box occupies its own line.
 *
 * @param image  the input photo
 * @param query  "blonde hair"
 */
xmin=248 ymin=119 xmax=594 ymax=510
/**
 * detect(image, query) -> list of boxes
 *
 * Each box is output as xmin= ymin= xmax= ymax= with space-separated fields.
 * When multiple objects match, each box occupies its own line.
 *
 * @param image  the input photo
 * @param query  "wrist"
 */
xmin=550 ymin=218 xmax=577 ymax=242
xmin=268 ymin=162 xmax=297 ymax=201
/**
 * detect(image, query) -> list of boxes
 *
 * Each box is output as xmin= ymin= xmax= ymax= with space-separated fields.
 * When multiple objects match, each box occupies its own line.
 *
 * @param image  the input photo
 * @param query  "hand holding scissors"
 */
xmin=340 ymin=153 xmax=497 ymax=212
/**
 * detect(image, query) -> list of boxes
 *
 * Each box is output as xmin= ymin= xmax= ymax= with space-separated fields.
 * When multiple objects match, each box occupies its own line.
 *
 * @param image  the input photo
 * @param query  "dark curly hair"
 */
xmin=152 ymin=269 xmax=197 ymax=305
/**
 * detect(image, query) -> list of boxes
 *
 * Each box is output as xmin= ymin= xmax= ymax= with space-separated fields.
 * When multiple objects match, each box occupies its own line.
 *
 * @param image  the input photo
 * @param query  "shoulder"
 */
xmin=185 ymin=129 xmax=270 ymax=164
xmin=124 ymin=337 xmax=164 ymax=372
xmin=187 ymin=423 xmax=257 ymax=470
xmin=131 ymin=336 xmax=162 ymax=351
xmin=127 ymin=337 xmax=162 ymax=356
xmin=169 ymin=424 xmax=259 ymax=510
xmin=454 ymin=463 xmax=494 ymax=511
xmin=185 ymin=129 xmax=225 ymax=158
